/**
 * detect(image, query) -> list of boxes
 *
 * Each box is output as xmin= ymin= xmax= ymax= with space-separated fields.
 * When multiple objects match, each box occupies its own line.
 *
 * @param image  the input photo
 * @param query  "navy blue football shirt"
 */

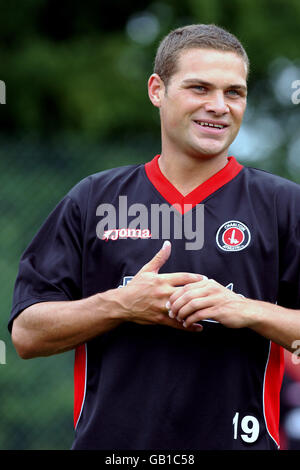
xmin=9 ymin=155 xmax=300 ymax=449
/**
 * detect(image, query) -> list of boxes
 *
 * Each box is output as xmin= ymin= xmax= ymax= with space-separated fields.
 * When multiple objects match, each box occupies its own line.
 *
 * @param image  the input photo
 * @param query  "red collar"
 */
xmin=145 ymin=155 xmax=243 ymax=214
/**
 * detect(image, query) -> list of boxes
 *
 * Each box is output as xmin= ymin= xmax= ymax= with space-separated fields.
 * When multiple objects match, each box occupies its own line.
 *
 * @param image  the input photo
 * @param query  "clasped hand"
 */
xmin=120 ymin=241 xmax=253 ymax=332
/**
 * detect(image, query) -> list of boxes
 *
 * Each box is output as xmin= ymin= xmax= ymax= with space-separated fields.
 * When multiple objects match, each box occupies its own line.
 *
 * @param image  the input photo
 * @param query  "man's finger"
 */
xmin=176 ymin=296 xmax=214 ymax=321
xmin=164 ymin=315 xmax=203 ymax=332
xmin=160 ymin=272 xmax=203 ymax=286
xmin=137 ymin=240 xmax=172 ymax=274
xmin=168 ymin=276 xmax=209 ymax=304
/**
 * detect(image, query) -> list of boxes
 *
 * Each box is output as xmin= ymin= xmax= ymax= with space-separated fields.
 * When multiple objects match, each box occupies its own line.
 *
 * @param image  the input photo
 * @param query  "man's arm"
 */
xmin=11 ymin=293 xmax=124 ymax=359
xmin=246 ymin=300 xmax=300 ymax=353
xmin=168 ymin=278 xmax=300 ymax=353
xmin=12 ymin=241 xmax=203 ymax=359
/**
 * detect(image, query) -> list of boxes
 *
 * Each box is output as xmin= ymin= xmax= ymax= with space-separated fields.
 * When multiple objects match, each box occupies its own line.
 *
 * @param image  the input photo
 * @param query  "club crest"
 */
xmin=216 ymin=220 xmax=251 ymax=252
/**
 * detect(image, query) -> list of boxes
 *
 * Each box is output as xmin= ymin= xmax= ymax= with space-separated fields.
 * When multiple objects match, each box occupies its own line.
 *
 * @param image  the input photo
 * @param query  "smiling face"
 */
xmin=148 ymin=48 xmax=248 ymax=162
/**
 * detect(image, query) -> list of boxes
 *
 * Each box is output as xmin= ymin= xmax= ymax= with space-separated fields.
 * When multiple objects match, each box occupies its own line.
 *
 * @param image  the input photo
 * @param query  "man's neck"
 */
xmin=158 ymin=152 xmax=228 ymax=196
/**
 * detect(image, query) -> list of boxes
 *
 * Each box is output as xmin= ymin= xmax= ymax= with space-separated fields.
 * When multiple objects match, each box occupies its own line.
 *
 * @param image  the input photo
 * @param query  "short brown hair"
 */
xmin=154 ymin=24 xmax=249 ymax=86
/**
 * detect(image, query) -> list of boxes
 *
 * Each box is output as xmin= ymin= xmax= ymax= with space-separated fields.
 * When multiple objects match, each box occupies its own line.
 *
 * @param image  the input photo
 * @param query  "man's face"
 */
xmin=148 ymin=48 xmax=248 ymax=160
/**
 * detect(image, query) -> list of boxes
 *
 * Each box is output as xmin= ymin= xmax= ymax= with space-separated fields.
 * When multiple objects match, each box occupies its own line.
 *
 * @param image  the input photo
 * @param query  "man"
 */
xmin=9 ymin=24 xmax=300 ymax=450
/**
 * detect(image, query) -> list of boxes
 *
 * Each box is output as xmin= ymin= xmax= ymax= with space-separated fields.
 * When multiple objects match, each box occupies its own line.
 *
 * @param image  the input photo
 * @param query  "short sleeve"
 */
xmin=277 ymin=183 xmax=300 ymax=309
xmin=8 ymin=195 xmax=83 ymax=332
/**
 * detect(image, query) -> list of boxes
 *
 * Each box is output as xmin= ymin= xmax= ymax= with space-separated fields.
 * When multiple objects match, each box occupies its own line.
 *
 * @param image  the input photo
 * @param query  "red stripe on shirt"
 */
xmin=74 ymin=343 xmax=87 ymax=429
xmin=263 ymin=341 xmax=285 ymax=447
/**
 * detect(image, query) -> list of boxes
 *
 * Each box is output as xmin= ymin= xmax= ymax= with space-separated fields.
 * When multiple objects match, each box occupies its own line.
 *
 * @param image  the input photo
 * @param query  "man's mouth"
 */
xmin=193 ymin=120 xmax=228 ymax=129
xmin=193 ymin=120 xmax=229 ymax=134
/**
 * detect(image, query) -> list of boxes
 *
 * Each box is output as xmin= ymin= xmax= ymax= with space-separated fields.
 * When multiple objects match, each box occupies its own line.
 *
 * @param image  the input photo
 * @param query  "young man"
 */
xmin=9 ymin=24 xmax=300 ymax=450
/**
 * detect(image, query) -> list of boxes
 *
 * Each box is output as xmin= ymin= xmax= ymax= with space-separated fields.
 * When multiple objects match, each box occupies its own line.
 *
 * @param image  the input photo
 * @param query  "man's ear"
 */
xmin=147 ymin=73 xmax=165 ymax=108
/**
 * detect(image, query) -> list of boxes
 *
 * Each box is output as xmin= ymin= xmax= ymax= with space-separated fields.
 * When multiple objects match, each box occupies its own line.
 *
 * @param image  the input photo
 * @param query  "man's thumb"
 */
xmin=138 ymin=240 xmax=171 ymax=274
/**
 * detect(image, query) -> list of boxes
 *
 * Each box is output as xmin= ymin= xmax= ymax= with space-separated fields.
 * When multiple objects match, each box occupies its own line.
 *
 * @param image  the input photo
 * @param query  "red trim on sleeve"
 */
xmin=74 ymin=343 xmax=87 ymax=429
xmin=263 ymin=341 xmax=285 ymax=448
xmin=145 ymin=155 xmax=243 ymax=214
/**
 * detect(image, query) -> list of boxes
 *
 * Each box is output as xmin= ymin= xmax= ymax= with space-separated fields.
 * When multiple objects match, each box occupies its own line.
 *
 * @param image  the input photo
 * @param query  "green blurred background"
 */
xmin=1 ymin=0 xmax=300 ymax=450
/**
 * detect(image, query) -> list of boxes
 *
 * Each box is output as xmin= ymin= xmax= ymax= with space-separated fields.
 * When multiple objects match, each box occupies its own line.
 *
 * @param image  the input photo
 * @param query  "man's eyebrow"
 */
xmin=227 ymin=84 xmax=248 ymax=92
xmin=181 ymin=78 xmax=247 ymax=91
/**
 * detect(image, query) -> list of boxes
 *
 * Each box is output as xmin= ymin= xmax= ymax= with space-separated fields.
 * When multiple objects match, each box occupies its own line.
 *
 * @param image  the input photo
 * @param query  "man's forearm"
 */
xmin=11 ymin=289 xmax=125 ymax=359
xmin=249 ymin=299 xmax=300 ymax=354
xmin=11 ymin=247 xmax=205 ymax=360
xmin=167 ymin=278 xmax=300 ymax=354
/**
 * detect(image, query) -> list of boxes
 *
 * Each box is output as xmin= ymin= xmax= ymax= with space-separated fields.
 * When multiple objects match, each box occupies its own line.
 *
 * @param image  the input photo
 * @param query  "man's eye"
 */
xmin=192 ymin=86 xmax=206 ymax=92
xmin=226 ymin=89 xmax=239 ymax=96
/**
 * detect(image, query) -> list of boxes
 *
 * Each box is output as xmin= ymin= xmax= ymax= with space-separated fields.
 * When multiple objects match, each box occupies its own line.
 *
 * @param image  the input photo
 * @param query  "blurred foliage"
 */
xmin=1 ymin=0 xmax=300 ymax=139
xmin=0 ymin=0 xmax=300 ymax=450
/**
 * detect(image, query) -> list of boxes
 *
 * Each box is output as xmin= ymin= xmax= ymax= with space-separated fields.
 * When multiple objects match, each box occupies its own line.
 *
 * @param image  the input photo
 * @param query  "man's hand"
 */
xmin=116 ymin=241 xmax=204 ymax=332
xmin=168 ymin=277 xmax=255 ymax=329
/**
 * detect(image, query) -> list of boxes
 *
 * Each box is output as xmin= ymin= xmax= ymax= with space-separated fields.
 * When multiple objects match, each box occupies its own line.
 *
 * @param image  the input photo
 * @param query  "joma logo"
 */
xmin=102 ymin=228 xmax=151 ymax=241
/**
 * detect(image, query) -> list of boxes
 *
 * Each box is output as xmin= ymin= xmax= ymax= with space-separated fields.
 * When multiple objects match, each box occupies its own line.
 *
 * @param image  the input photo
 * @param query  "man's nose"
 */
xmin=204 ymin=91 xmax=229 ymax=115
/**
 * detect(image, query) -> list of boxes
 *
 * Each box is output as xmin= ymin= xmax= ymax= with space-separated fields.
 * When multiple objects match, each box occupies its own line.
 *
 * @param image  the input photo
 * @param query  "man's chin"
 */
xmin=188 ymin=144 xmax=230 ymax=160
